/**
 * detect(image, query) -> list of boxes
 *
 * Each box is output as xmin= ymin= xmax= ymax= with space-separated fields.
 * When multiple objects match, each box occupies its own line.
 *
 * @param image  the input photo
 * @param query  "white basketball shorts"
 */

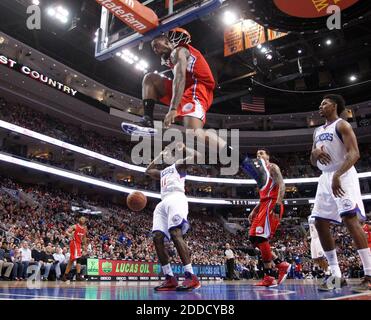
xmin=152 ymin=192 xmax=189 ymax=240
xmin=311 ymin=167 xmax=366 ymax=224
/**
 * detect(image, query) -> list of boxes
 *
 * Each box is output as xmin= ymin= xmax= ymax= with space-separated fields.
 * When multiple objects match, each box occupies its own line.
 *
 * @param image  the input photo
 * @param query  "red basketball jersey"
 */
xmin=363 ymin=224 xmax=371 ymax=248
xmin=73 ymin=224 xmax=86 ymax=245
xmin=259 ymin=163 xmax=279 ymax=202
xmin=170 ymin=44 xmax=216 ymax=90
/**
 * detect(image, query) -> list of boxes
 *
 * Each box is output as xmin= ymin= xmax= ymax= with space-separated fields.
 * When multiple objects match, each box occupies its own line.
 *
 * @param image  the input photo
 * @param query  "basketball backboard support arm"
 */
xmin=95 ymin=0 xmax=224 ymax=61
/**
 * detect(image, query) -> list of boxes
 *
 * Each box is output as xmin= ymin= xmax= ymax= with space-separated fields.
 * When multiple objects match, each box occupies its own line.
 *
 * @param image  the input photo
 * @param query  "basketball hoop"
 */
xmin=168 ymin=27 xmax=191 ymax=47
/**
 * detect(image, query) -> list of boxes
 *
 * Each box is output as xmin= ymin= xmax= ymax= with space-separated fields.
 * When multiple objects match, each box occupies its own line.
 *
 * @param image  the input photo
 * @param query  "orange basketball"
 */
xmin=126 ymin=191 xmax=147 ymax=211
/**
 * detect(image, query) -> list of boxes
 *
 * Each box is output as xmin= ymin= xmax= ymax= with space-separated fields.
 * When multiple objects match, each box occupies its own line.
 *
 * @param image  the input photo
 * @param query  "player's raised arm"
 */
xmin=175 ymin=142 xmax=202 ymax=174
xmin=145 ymin=150 xmax=165 ymax=180
xmin=164 ymin=47 xmax=190 ymax=128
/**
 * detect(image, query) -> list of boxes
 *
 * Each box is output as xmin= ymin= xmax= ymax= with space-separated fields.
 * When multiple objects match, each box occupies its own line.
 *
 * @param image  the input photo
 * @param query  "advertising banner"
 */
xmin=87 ymin=259 xmax=226 ymax=281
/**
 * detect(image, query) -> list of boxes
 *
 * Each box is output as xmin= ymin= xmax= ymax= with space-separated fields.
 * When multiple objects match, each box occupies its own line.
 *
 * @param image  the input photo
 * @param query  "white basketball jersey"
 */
xmin=314 ymin=119 xmax=349 ymax=172
xmin=308 ymin=216 xmax=319 ymax=240
xmin=160 ymin=164 xmax=185 ymax=199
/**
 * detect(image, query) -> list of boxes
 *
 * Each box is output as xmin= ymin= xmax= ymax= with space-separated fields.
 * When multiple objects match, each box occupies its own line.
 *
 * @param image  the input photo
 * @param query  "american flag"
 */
xmin=241 ymin=95 xmax=265 ymax=113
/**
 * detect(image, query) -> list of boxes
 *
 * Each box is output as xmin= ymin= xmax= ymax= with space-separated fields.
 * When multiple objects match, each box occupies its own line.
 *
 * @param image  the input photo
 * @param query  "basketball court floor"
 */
xmin=0 ymin=280 xmax=369 ymax=300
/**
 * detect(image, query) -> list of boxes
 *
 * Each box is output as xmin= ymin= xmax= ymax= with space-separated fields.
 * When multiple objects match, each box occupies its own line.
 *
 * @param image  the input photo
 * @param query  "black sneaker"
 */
xmin=76 ymin=274 xmax=84 ymax=282
xmin=137 ymin=116 xmax=154 ymax=128
xmin=318 ymin=276 xmax=347 ymax=291
xmin=61 ymin=274 xmax=70 ymax=282
xmin=351 ymin=275 xmax=371 ymax=293
xmin=241 ymin=156 xmax=268 ymax=190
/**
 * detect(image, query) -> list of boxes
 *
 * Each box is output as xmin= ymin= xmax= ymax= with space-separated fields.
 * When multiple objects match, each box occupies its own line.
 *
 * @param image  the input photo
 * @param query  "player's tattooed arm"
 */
xmin=270 ymin=164 xmax=285 ymax=205
xmin=164 ymin=47 xmax=190 ymax=128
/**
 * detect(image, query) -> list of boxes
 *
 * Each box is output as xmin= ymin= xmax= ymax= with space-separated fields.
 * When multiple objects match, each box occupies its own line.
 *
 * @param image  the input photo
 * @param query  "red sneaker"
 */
xmin=154 ymin=275 xmax=178 ymax=291
xmin=277 ymin=262 xmax=291 ymax=285
xmin=176 ymin=272 xmax=201 ymax=291
xmin=254 ymin=275 xmax=278 ymax=287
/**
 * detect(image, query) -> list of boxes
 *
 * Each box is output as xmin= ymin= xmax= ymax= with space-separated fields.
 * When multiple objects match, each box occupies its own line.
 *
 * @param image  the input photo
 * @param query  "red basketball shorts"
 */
xmin=159 ymin=79 xmax=214 ymax=125
xmin=69 ymin=240 xmax=82 ymax=261
xmin=249 ymin=200 xmax=284 ymax=239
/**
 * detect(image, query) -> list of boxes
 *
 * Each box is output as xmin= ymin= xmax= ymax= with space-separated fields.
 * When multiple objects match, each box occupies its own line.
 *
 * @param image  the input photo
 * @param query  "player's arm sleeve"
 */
xmin=169 ymin=47 xmax=189 ymax=111
xmin=334 ymin=120 xmax=360 ymax=177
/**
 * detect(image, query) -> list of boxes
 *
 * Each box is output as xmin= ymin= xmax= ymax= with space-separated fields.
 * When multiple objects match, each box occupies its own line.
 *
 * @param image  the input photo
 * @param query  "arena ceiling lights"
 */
xmin=1 ymin=119 xmax=371 ymax=185
xmin=116 ymin=49 xmax=149 ymax=73
xmin=46 ymin=5 xmax=70 ymax=24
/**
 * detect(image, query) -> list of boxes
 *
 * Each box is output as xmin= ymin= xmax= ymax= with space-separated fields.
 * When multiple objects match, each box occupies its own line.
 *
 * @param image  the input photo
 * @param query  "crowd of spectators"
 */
xmin=0 ymin=176 xmax=367 ymax=282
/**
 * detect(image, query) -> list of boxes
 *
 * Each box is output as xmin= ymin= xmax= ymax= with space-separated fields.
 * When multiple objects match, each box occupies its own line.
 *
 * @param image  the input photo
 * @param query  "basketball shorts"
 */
xmin=249 ymin=200 xmax=284 ymax=239
xmin=159 ymin=79 xmax=214 ymax=125
xmin=70 ymin=240 xmax=82 ymax=261
xmin=311 ymin=237 xmax=324 ymax=259
xmin=152 ymin=192 xmax=189 ymax=240
xmin=311 ymin=167 xmax=366 ymax=224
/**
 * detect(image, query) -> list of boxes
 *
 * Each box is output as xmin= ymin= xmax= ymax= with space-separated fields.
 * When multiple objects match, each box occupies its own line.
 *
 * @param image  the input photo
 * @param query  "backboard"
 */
xmin=95 ymin=0 xmax=224 ymax=61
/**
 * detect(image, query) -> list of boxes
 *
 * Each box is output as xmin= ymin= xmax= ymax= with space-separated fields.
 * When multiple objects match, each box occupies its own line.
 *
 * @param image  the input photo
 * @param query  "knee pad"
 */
xmin=257 ymin=241 xmax=273 ymax=263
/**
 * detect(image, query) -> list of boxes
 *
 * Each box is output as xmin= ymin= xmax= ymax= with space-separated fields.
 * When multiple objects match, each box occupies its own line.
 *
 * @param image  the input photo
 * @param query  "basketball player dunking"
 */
xmin=62 ymin=217 xmax=88 ymax=282
xmin=121 ymin=28 xmax=228 ymax=152
xmin=146 ymin=142 xmax=201 ymax=291
xmin=310 ymin=94 xmax=370 ymax=292
xmin=241 ymin=149 xmax=291 ymax=287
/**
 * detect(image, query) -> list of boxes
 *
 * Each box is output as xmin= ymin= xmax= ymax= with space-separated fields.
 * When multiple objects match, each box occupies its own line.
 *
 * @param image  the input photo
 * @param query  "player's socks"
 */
xmin=357 ymin=248 xmax=371 ymax=276
xmin=184 ymin=264 xmax=194 ymax=274
xmin=143 ymin=99 xmax=155 ymax=121
xmin=162 ymin=263 xmax=174 ymax=277
xmin=323 ymin=249 xmax=342 ymax=278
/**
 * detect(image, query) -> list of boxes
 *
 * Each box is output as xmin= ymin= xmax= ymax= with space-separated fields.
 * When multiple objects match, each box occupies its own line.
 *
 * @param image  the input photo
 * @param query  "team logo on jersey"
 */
xmin=161 ymin=167 xmax=174 ymax=177
xmin=341 ymin=199 xmax=353 ymax=211
xmin=172 ymin=215 xmax=183 ymax=225
xmin=182 ymin=103 xmax=194 ymax=112
xmin=256 ymin=226 xmax=264 ymax=234
xmin=315 ymin=133 xmax=334 ymax=144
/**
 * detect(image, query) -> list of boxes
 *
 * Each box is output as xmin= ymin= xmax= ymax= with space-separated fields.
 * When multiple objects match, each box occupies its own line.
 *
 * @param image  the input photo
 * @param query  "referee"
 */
xmin=224 ymin=243 xmax=236 ymax=280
